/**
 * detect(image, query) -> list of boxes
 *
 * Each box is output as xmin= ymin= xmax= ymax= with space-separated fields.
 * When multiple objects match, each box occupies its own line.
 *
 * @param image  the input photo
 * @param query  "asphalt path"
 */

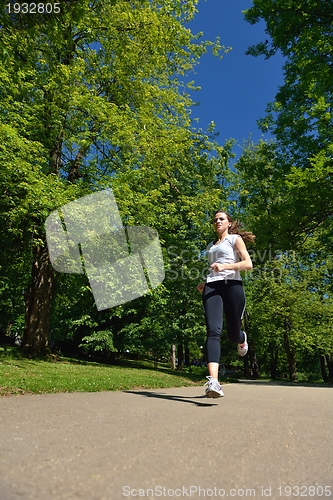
xmin=1 ymin=382 xmax=333 ymax=500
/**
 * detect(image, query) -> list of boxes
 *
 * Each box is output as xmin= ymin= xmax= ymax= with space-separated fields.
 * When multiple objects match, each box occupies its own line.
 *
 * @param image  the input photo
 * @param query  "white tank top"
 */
xmin=206 ymin=234 xmax=242 ymax=282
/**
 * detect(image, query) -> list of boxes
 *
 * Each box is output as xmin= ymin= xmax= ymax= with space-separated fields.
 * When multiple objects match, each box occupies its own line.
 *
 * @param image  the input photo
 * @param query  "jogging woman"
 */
xmin=196 ymin=210 xmax=255 ymax=398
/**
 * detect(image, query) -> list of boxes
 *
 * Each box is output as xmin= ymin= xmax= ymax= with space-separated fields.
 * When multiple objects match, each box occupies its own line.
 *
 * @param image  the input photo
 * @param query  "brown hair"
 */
xmin=214 ymin=210 xmax=256 ymax=244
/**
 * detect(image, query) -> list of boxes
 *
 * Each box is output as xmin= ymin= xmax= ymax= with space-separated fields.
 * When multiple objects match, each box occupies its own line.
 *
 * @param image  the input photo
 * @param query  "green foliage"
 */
xmin=0 ymin=123 xmax=83 ymax=336
xmin=243 ymin=251 xmax=333 ymax=381
xmin=243 ymin=0 xmax=333 ymax=241
xmin=2 ymin=0 xmax=331 ymax=383
xmin=0 ymin=0 xmax=228 ymax=184
xmin=235 ymin=1 xmax=333 ymax=382
xmin=79 ymin=330 xmax=116 ymax=357
xmin=0 ymin=0 xmax=231 ymax=355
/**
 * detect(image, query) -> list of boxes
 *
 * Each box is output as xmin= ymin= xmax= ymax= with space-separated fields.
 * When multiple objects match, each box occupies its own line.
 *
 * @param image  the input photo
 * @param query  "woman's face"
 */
xmin=213 ymin=212 xmax=231 ymax=232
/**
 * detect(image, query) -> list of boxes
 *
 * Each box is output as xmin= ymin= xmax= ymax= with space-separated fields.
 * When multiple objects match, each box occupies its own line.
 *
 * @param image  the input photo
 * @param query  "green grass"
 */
xmin=0 ymin=349 xmax=207 ymax=396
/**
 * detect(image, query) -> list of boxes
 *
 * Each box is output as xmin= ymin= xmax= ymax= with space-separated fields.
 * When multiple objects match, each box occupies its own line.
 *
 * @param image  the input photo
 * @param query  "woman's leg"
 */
xmin=203 ymin=283 xmax=223 ymax=378
xmin=222 ymin=281 xmax=246 ymax=344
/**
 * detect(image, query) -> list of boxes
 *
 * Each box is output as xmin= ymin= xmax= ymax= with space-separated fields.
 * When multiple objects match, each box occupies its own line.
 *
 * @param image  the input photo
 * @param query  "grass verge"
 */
xmin=0 ymin=349 xmax=207 ymax=396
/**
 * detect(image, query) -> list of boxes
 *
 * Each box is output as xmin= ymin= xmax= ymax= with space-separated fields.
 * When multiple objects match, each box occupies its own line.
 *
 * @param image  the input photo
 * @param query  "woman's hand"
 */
xmin=196 ymin=282 xmax=205 ymax=293
xmin=211 ymin=262 xmax=225 ymax=273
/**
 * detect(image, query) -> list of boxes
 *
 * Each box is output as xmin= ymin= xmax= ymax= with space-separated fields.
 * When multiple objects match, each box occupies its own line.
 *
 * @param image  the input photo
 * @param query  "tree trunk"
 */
xmin=270 ymin=347 xmax=279 ymax=379
xmin=243 ymin=350 xmax=250 ymax=378
xmin=184 ymin=344 xmax=190 ymax=368
xmin=22 ymin=244 xmax=55 ymax=357
xmin=170 ymin=344 xmax=176 ymax=370
xmin=325 ymin=354 xmax=333 ymax=382
xmin=177 ymin=341 xmax=183 ymax=371
xmin=249 ymin=347 xmax=260 ymax=379
xmin=284 ymin=331 xmax=297 ymax=382
xmin=319 ymin=354 xmax=329 ymax=383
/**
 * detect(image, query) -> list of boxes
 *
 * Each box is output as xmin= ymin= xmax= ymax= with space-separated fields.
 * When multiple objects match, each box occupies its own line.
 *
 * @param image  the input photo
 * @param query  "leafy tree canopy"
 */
xmin=0 ymin=0 xmax=231 ymax=354
xmin=240 ymin=0 xmax=333 ymax=250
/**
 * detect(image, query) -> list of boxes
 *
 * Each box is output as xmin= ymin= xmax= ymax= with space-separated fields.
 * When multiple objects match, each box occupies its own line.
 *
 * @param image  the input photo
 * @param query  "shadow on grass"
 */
xmin=59 ymin=355 xmax=210 ymax=384
xmin=4 ymin=347 xmax=330 ymax=388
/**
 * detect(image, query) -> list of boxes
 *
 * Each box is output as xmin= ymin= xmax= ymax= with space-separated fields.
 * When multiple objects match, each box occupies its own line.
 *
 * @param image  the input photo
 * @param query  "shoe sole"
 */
xmin=238 ymin=332 xmax=248 ymax=356
xmin=237 ymin=345 xmax=248 ymax=357
xmin=205 ymin=389 xmax=224 ymax=398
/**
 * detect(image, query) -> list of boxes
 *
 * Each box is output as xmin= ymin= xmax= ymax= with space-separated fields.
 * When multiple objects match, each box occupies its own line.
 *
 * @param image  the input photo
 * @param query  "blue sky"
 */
xmin=187 ymin=0 xmax=285 ymax=158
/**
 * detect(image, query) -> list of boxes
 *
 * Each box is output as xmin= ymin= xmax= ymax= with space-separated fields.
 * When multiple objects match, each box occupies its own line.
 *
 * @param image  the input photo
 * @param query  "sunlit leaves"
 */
xmin=0 ymin=0 xmax=231 ymax=354
xmin=239 ymin=0 xmax=333 ymax=253
xmin=244 ymin=0 xmax=333 ymax=162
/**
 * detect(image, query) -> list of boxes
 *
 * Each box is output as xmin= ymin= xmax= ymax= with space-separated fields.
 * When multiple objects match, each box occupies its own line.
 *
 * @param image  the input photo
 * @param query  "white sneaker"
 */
xmin=204 ymin=376 xmax=224 ymax=398
xmin=237 ymin=331 xmax=248 ymax=357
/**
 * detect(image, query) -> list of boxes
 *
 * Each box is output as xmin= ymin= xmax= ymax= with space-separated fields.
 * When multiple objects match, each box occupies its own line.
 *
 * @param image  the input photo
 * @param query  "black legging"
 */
xmin=203 ymin=280 xmax=246 ymax=364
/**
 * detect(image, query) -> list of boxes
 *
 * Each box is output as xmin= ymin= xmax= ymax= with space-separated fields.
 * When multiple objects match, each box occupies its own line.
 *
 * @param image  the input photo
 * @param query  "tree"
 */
xmin=233 ymin=139 xmax=290 ymax=252
xmin=243 ymin=0 xmax=333 ymax=246
xmin=0 ymin=0 xmax=229 ymax=355
xmin=0 ymin=123 xmax=82 ymax=348
xmin=243 ymin=249 xmax=333 ymax=382
xmin=235 ymin=2 xmax=333 ymax=380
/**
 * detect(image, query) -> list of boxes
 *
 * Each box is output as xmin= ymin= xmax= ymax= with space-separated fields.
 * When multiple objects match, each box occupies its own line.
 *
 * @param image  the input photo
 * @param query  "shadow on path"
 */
xmin=124 ymin=390 xmax=219 ymax=407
